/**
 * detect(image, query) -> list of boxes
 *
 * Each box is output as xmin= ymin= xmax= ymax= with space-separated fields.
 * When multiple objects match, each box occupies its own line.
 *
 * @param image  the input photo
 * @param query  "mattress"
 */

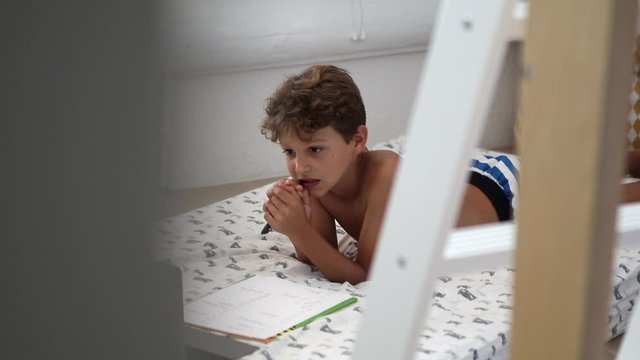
xmin=155 ymin=137 xmax=640 ymax=359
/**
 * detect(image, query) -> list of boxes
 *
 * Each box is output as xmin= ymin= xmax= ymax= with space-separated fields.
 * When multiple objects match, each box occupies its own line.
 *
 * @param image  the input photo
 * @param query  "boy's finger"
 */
xmin=267 ymin=196 xmax=283 ymax=210
xmin=275 ymin=184 xmax=296 ymax=196
xmin=300 ymin=188 xmax=310 ymax=204
xmin=271 ymin=190 xmax=290 ymax=204
xmin=264 ymin=210 xmax=275 ymax=225
xmin=274 ymin=188 xmax=299 ymax=204
xmin=263 ymin=200 xmax=273 ymax=215
xmin=267 ymin=180 xmax=284 ymax=198
xmin=266 ymin=199 xmax=284 ymax=215
xmin=299 ymin=189 xmax=311 ymax=220
xmin=263 ymin=201 xmax=277 ymax=215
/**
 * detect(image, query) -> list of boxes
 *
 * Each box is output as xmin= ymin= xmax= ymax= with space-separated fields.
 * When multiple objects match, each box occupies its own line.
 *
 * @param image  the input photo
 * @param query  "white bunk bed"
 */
xmin=354 ymin=0 xmax=640 ymax=359
xmin=157 ymin=0 xmax=640 ymax=358
xmin=155 ymin=137 xmax=640 ymax=359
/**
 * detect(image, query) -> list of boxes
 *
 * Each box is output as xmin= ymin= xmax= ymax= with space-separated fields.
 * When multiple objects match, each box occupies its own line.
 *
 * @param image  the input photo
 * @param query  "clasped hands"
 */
xmin=263 ymin=177 xmax=311 ymax=236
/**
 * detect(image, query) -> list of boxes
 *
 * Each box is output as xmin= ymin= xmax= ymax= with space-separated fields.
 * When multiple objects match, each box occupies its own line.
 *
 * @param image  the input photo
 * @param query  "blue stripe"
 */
xmin=494 ymin=155 xmax=519 ymax=179
xmin=475 ymin=153 xmax=519 ymax=179
xmin=470 ymin=159 xmax=515 ymax=202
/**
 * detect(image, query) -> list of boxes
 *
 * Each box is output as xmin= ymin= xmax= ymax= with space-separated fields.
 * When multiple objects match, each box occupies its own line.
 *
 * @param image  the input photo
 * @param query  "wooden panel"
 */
xmin=511 ymin=1 xmax=636 ymax=360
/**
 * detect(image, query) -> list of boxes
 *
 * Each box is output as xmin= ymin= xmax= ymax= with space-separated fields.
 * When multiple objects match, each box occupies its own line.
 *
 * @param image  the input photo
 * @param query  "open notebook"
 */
xmin=183 ymin=275 xmax=357 ymax=343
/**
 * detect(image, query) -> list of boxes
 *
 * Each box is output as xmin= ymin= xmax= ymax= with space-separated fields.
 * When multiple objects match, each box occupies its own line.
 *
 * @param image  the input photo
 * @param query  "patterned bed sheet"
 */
xmin=154 ymin=137 xmax=640 ymax=360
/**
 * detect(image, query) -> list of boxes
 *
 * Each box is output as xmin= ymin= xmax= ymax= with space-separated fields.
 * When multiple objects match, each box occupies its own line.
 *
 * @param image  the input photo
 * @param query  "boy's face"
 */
xmin=278 ymin=126 xmax=361 ymax=197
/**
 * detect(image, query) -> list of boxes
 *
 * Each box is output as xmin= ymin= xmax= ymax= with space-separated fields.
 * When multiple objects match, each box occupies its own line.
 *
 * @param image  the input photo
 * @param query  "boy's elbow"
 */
xmin=327 ymin=267 xmax=367 ymax=285
xmin=297 ymin=253 xmax=311 ymax=264
xmin=350 ymin=273 xmax=368 ymax=285
xmin=348 ymin=272 xmax=368 ymax=285
xmin=291 ymin=245 xmax=310 ymax=264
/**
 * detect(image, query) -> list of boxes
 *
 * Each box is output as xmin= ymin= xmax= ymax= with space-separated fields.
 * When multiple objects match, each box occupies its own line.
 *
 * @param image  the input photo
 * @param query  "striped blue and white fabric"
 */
xmin=372 ymin=137 xmax=520 ymax=219
xmin=469 ymin=150 xmax=520 ymax=213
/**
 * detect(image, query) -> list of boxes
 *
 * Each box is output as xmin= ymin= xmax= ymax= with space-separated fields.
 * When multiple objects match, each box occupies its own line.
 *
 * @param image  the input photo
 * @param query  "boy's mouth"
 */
xmin=298 ymin=178 xmax=320 ymax=190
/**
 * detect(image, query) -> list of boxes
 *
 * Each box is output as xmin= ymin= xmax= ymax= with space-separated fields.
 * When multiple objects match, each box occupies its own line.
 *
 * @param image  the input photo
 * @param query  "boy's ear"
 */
xmin=353 ymin=125 xmax=368 ymax=150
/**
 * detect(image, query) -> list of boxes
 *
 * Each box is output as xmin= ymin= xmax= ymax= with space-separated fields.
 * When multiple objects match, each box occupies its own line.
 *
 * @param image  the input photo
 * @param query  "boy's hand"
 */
xmin=266 ymin=178 xmax=311 ymax=220
xmin=263 ymin=184 xmax=310 ymax=236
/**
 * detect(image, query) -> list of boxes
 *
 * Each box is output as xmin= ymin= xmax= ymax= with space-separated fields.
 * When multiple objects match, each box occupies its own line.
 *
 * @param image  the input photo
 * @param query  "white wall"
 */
xmin=160 ymin=0 xmax=438 ymax=75
xmin=159 ymin=0 xmax=520 ymax=189
xmin=162 ymin=52 xmax=427 ymax=188
xmin=162 ymin=47 xmax=519 ymax=189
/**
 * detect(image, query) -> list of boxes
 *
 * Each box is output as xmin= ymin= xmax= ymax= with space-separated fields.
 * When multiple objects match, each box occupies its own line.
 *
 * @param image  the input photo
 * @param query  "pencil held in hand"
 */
xmin=261 ymin=177 xmax=309 ymax=235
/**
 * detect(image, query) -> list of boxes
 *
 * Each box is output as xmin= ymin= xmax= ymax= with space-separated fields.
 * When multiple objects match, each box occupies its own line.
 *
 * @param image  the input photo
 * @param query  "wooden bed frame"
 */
xmin=352 ymin=1 xmax=639 ymax=359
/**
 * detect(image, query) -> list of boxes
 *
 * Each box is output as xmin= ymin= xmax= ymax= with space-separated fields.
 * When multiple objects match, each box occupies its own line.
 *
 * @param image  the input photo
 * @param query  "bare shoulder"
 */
xmin=361 ymin=150 xmax=400 ymax=191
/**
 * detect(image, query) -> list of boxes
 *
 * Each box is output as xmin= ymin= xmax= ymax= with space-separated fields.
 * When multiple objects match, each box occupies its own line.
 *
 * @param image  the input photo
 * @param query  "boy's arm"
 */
xmin=354 ymin=163 xmax=397 ymax=274
xmin=291 ymin=194 xmax=338 ymax=264
xmin=265 ymin=186 xmax=366 ymax=284
xmin=288 ymin=226 xmax=367 ymax=284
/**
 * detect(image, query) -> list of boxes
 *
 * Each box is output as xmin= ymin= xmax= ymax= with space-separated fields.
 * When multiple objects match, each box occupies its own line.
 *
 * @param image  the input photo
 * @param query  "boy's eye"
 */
xmin=309 ymin=147 xmax=323 ymax=154
xmin=282 ymin=149 xmax=294 ymax=157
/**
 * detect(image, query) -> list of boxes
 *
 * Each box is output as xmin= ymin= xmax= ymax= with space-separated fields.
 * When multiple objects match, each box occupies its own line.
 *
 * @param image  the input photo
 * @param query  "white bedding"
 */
xmin=155 ymin=137 xmax=640 ymax=359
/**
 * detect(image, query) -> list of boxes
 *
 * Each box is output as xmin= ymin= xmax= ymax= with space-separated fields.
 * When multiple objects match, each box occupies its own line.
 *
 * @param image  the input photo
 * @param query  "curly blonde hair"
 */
xmin=260 ymin=64 xmax=366 ymax=143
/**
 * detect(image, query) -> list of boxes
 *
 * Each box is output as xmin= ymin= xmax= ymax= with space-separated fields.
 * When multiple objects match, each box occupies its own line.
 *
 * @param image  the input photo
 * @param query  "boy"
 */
xmin=259 ymin=64 xmax=515 ymax=284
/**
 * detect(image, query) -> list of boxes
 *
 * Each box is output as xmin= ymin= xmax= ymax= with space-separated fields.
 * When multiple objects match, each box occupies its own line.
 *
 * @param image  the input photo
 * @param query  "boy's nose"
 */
xmin=295 ymin=157 xmax=311 ymax=174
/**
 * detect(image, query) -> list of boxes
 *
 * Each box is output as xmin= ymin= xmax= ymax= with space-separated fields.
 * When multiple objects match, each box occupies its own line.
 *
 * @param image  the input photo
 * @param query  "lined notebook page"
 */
xmin=184 ymin=276 xmax=356 ymax=341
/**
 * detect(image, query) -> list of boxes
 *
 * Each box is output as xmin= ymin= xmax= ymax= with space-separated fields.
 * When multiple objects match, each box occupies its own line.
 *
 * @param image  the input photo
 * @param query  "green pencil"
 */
xmin=293 ymin=297 xmax=358 ymax=329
